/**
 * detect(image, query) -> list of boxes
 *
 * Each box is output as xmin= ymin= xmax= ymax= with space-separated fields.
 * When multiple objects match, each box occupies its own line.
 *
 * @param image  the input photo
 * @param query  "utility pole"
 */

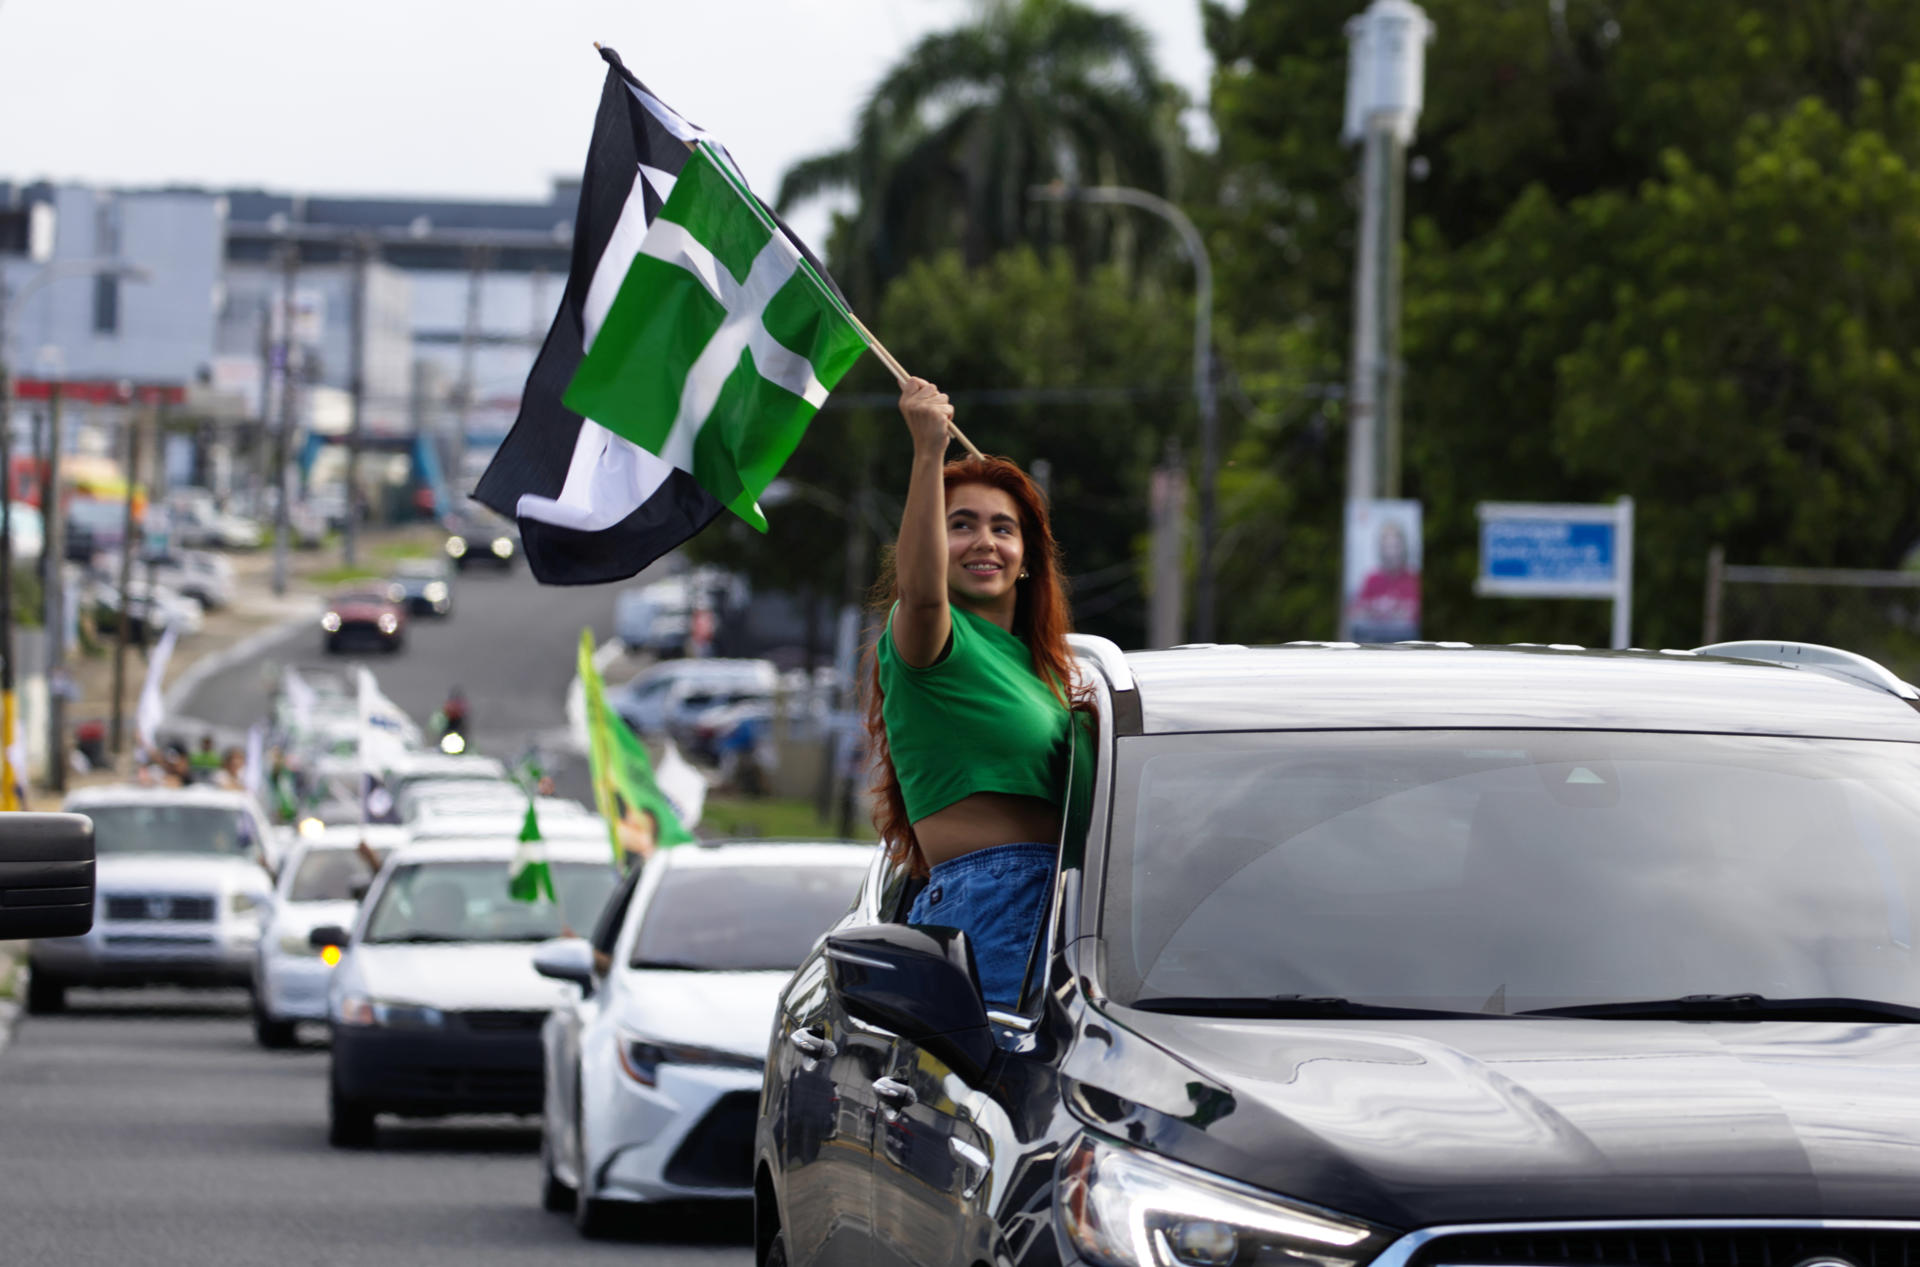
xmin=43 ymin=380 xmax=65 ymax=792
xmin=271 ymin=240 xmax=298 ymax=596
xmin=1339 ymin=0 xmax=1433 ymax=638
xmin=343 ymin=234 xmax=371 ymax=567
xmin=0 ymin=290 xmax=14 ymax=810
xmin=453 ymin=246 xmax=490 ymax=501
xmin=109 ymin=399 xmax=147 ymax=757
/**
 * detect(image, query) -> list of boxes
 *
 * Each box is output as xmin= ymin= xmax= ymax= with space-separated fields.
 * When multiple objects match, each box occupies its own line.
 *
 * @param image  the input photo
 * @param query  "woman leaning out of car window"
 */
xmin=863 ymin=376 xmax=1093 ymax=1012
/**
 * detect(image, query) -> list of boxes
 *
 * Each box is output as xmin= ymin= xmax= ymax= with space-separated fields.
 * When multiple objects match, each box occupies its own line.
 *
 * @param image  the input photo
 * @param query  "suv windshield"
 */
xmin=287 ymin=847 xmax=385 ymax=902
xmin=630 ymin=863 xmax=864 ymax=971
xmin=88 ymin=804 xmax=257 ymax=857
xmin=1103 ymin=731 xmax=1920 ymax=1013
xmin=365 ymin=860 xmax=618 ymax=944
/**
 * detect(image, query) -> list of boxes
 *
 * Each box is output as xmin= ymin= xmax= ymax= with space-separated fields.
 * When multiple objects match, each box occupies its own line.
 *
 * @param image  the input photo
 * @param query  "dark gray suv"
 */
xmin=754 ymin=637 xmax=1920 ymax=1267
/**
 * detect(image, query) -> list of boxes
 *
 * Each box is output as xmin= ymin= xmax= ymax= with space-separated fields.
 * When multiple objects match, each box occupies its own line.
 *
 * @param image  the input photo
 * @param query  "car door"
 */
xmin=549 ymin=862 xmax=644 ymax=1178
xmin=777 ymin=854 xmax=901 ymax=1267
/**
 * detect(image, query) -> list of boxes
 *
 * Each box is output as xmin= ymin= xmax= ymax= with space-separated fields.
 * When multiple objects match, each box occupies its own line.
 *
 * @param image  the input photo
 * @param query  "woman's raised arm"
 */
xmin=891 ymin=376 xmax=954 ymax=669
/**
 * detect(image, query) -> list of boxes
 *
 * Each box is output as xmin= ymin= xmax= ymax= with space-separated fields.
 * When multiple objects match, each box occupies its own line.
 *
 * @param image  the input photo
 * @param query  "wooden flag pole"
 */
xmin=845 ymin=312 xmax=985 ymax=461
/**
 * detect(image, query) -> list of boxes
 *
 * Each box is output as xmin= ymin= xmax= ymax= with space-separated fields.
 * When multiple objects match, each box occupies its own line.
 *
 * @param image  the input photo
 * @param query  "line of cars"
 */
xmin=29 ymin=667 xmax=874 ymax=1240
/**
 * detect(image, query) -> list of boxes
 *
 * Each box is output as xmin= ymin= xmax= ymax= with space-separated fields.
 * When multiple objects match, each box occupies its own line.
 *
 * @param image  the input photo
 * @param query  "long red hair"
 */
xmin=863 ymin=455 xmax=1090 ymax=874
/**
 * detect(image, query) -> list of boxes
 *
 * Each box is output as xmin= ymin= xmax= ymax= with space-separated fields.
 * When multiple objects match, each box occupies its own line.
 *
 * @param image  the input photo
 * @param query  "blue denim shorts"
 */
xmin=909 ymin=841 xmax=1056 ymax=1011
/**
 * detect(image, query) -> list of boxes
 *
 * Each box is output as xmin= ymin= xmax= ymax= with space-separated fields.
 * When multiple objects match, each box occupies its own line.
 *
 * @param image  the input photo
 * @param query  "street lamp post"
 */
xmin=1339 ymin=0 xmax=1434 ymax=637
xmin=0 ymin=258 xmax=150 ymax=800
xmin=1030 ymin=183 xmax=1216 ymax=643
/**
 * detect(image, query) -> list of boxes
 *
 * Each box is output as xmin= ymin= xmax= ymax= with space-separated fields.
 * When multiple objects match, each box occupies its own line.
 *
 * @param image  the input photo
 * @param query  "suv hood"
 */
xmin=351 ymin=943 xmax=573 ymax=1012
xmin=1083 ymin=1011 xmax=1920 ymax=1227
xmin=96 ymin=854 xmax=265 ymax=894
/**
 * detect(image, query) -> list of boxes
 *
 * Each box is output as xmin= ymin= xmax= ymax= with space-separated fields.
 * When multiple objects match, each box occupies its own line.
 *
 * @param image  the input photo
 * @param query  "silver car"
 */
xmin=251 ymin=825 xmax=405 ymax=1047
xmin=535 ymin=841 xmax=871 ymax=1236
xmin=30 ymin=785 xmax=276 ymax=1013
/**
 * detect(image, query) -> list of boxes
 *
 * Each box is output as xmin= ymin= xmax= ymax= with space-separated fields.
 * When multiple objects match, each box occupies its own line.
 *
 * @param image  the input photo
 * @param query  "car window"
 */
xmin=365 ymin=860 xmax=619 ymax=944
xmin=288 ymin=847 xmax=384 ymax=901
xmin=630 ymin=863 xmax=866 ymax=971
xmin=1103 ymin=730 xmax=1920 ymax=1013
xmin=87 ymin=805 xmax=255 ymax=857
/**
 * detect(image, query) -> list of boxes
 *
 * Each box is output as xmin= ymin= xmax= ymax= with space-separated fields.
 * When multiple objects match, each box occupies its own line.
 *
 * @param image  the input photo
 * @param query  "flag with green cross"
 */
xmin=561 ymin=141 xmax=868 ymax=531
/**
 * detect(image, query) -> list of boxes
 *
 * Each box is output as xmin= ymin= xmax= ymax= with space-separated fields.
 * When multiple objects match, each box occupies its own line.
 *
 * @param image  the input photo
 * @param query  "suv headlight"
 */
xmin=334 ymin=993 xmax=445 ymax=1029
xmin=490 ymin=536 xmax=514 ymax=558
xmin=1057 ymin=1135 xmax=1390 ymax=1267
xmin=445 ymin=536 xmax=468 ymax=558
xmin=229 ymin=891 xmax=265 ymax=916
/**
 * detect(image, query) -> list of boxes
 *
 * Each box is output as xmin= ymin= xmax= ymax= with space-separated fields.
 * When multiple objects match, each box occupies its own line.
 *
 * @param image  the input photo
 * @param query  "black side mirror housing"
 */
xmin=826 ymin=924 xmax=994 ymax=1079
xmin=348 ymin=878 xmax=371 ymax=902
xmin=0 ymin=813 xmax=95 ymax=939
xmin=309 ymin=924 xmax=350 ymax=950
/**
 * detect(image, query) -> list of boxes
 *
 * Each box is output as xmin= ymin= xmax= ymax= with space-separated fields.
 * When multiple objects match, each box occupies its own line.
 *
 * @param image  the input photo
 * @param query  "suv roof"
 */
xmin=64 ymin=784 xmax=262 ymax=810
xmin=1097 ymin=643 xmax=1920 ymax=741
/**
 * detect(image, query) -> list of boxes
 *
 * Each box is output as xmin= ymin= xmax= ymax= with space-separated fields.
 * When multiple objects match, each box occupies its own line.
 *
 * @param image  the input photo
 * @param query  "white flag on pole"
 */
xmin=655 ymin=738 xmax=707 ymax=831
xmin=135 ymin=625 xmax=180 ymax=752
xmin=355 ymin=667 xmax=413 ymax=776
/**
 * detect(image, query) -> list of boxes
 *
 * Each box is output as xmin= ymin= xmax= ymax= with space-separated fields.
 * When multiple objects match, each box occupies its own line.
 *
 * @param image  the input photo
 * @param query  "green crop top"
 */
xmin=878 ymin=604 xmax=1078 ymax=823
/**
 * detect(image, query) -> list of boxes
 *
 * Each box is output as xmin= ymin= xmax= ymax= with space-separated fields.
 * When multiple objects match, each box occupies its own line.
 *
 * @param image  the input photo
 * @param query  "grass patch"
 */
xmin=698 ymin=795 xmax=875 ymax=842
xmin=305 ymin=564 xmax=384 ymax=587
xmin=372 ymin=540 xmax=436 ymax=564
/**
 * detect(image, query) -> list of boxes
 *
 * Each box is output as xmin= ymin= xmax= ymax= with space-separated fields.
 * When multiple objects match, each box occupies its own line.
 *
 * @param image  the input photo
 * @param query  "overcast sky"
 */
xmin=0 ymin=0 xmax=1214 ymax=250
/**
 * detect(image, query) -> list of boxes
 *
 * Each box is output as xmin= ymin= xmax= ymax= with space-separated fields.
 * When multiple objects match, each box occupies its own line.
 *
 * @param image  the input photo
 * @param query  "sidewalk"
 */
xmin=50 ymin=525 xmax=445 ymax=794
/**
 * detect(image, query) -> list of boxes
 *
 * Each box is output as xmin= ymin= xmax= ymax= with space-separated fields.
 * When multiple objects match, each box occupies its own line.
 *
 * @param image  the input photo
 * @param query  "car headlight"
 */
xmin=376 ymin=612 xmax=399 ymax=634
xmin=386 ymin=583 xmax=406 ymax=603
xmin=229 ymin=891 xmax=265 ymax=916
xmin=278 ymin=930 xmax=318 ymax=956
xmin=1057 ymin=1134 xmax=1389 ymax=1267
xmin=334 ymin=993 xmax=445 ymax=1029
xmin=616 ymin=1033 xmax=764 ymax=1086
xmin=424 ymin=581 xmax=448 ymax=602
xmin=297 ymin=816 xmax=325 ymax=838
xmin=320 ymin=611 xmax=342 ymax=632
xmin=490 ymin=536 xmax=513 ymax=558
xmin=445 ymin=536 xmax=467 ymax=558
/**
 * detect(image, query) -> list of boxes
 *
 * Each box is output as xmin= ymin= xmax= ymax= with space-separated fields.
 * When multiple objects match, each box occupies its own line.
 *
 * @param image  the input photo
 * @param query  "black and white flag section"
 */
xmin=473 ymin=48 xmax=853 ymax=585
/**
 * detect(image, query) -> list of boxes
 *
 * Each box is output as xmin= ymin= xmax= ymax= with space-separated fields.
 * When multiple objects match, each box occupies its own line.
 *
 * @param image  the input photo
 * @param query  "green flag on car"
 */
xmin=507 ymin=799 xmax=556 ymax=905
xmin=578 ymin=629 xmax=698 ymax=865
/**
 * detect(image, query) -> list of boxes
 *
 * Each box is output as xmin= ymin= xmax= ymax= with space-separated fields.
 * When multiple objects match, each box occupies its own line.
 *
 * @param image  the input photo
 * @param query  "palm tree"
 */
xmin=778 ymin=0 xmax=1183 ymax=308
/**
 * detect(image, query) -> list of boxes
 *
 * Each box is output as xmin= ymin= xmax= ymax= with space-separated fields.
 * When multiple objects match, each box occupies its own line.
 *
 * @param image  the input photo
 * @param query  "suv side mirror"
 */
xmin=0 ymin=812 xmax=95 ymax=939
xmin=308 ymin=924 xmax=350 ymax=950
xmin=825 ymin=924 xmax=994 ymax=1079
xmin=532 ymin=937 xmax=596 ymax=994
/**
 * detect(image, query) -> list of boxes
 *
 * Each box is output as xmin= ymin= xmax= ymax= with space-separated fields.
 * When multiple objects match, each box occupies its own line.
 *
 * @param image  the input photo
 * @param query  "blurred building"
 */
xmin=0 ymin=176 xmax=578 ymax=514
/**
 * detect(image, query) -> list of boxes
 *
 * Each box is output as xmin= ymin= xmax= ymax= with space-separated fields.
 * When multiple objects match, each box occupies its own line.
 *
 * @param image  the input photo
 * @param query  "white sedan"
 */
xmin=535 ymin=840 xmax=871 ymax=1236
xmin=251 ymin=825 xmax=405 ymax=1047
xmin=319 ymin=836 xmax=621 ymax=1148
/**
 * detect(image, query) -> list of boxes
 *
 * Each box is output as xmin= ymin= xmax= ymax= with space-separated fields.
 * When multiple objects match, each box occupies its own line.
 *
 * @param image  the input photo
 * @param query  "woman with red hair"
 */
xmin=865 ymin=377 xmax=1090 ymax=1011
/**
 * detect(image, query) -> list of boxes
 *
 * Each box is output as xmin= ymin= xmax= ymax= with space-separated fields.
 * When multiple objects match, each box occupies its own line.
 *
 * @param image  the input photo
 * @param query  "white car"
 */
xmin=611 ymin=658 xmax=777 ymax=736
xmin=251 ymin=826 xmax=406 ymax=1047
xmin=384 ymin=754 xmax=510 ymax=818
xmin=318 ymin=836 xmax=621 ymax=1148
xmin=535 ymin=841 xmax=871 ymax=1235
xmin=29 ymin=785 xmax=277 ymax=1013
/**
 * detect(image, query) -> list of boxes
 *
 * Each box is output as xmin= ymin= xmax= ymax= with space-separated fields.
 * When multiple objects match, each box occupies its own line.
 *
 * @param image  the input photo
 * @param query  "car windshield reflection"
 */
xmin=365 ymin=860 xmax=618 ymax=944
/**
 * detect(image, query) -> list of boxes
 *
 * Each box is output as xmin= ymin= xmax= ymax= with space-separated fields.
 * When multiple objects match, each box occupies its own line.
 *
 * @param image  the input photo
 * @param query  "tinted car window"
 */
xmin=288 ymin=847 xmax=383 ymax=902
xmin=630 ymin=864 xmax=865 ymax=971
xmin=88 ymin=805 xmax=256 ymax=857
xmin=1103 ymin=731 xmax=1920 ymax=1012
xmin=365 ymin=860 xmax=619 ymax=944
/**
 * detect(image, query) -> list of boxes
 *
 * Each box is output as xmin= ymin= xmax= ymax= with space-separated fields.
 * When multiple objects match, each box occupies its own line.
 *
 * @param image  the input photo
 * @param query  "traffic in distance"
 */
xmin=11 ymin=634 xmax=1920 ymax=1261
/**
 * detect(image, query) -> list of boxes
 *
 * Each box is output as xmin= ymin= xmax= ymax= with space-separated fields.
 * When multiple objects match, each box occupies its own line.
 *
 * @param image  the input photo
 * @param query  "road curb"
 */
xmin=165 ymin=607 xmax=318 ymax=714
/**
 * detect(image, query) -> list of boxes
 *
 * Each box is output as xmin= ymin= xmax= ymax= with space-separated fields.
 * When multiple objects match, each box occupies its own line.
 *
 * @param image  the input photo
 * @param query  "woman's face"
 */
xmin=945 ymin=482 xmax=1026 ymax=606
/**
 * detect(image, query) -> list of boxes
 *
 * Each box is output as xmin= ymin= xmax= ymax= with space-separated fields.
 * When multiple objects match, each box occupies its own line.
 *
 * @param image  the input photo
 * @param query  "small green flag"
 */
xmin=507 ymin=799 xmax=556 ymax=905
xmin=579 ymin=629 xmax=697 ymax=866
xmin=562 ymin=143 xmax=867 ymax=531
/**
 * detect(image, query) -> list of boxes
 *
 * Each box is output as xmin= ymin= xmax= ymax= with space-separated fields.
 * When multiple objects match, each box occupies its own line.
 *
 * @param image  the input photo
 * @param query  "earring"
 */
xmin=1019 ymin=569 xmax=1030 ymax=580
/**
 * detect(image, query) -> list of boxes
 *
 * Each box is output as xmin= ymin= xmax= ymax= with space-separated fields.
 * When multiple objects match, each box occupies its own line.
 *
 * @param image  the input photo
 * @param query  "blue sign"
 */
xmin=1475 ymin=500 xmax=1634 ymax=611
xmin=1483 ymin=519 xmax=1616 ymax=586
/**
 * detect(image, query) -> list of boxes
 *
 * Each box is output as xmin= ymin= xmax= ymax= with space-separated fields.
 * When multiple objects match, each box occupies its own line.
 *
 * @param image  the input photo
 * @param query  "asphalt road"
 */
xmin=179 ymin=560 xmax=641 ymax=799
xmin=0 ymin=989 xmax=754 ymax=1265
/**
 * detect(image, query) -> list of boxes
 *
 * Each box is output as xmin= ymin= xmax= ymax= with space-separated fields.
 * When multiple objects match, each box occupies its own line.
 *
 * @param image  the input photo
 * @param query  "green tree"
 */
xmin=1204 ymin=0 xmax=1920 ymax=648
xmin=694 ymin=247 xmax=1190 ymax=648
xmin=778 ymin=0 xmax=1183 ymax=308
